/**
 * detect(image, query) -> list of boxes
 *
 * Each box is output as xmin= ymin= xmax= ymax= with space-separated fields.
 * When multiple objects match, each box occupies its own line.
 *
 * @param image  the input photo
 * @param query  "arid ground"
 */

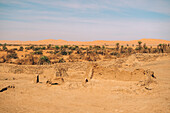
xmin=0 ymin=39 xmax=170 ymax=113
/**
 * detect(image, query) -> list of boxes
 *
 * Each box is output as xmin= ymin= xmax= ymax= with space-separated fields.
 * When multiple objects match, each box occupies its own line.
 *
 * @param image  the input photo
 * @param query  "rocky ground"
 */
xmin=0 ymin=53 xmax=170 ymax=113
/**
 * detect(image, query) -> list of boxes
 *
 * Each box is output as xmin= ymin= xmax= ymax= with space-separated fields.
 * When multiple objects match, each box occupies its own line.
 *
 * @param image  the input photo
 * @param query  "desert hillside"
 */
xmin=0 ymin=38 xmax=169 ymax=45
xmin=0 ymin=54 xmax=170 ymax=113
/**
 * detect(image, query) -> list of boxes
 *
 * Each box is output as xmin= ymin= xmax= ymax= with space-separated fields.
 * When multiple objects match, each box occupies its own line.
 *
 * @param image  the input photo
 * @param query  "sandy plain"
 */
xmin=0 ymin=53 xmax=170 ymax=113
xmin=0 ymin=39 xmax=170 ymax=113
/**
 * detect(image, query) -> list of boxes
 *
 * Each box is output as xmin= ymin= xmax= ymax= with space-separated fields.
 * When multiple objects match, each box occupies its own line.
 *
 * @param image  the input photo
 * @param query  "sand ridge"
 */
xmin=0 ymin=38 xmax=169 ymax=45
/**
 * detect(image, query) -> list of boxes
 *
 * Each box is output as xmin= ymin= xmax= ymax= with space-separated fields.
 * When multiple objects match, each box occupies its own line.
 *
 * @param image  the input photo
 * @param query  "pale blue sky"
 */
xmin=0 ymin=0 xmax=170 ymax=41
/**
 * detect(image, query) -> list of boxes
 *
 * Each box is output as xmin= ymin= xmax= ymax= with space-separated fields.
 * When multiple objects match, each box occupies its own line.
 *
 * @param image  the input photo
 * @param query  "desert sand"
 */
xmin=0 ymin=38 xmax=170 ymax=46
xmin=0 ymin=52 xmax=170 ymax=113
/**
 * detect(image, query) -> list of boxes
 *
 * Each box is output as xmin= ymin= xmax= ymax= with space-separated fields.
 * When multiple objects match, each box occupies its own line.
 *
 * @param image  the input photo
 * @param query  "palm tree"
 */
xmin=158 ymin=44 xmax=162 ymax=49
xmin=138 ymin=41 xmax=142 ymax=48
xmin=158 ymin=44 xmax=163 ymax=53
xmin=120 ymin=45 xmax=124 ymax=53
xmin=116 ymin=43 xmax=119 ymax=51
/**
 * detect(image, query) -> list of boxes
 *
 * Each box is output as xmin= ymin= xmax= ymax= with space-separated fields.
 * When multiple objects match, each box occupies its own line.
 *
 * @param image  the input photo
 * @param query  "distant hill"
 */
xmin=0 ymin=38 xmax=169 ymax=46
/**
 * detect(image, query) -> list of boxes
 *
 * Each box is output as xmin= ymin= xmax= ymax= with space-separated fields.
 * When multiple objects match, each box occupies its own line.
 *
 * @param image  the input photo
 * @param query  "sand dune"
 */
xmin=0 ymin=38 xmax=169 ymax=45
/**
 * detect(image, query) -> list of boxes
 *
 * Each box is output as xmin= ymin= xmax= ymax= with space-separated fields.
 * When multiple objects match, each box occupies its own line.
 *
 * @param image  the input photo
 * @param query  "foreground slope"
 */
xmin=0 ymin=54 xmax=170 ymax=113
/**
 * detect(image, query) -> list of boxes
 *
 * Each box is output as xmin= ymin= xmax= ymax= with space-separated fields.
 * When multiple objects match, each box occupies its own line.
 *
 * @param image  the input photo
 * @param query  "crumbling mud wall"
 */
xmin=0 ymin=62 xmax=89 ymax=82
xmin=135 ymin=53 xmax=168 ymax=62
xmin=0 ymin=57 xmax=157 ymax=83
xmin=85 ymin=63 xmax=156 ymax=82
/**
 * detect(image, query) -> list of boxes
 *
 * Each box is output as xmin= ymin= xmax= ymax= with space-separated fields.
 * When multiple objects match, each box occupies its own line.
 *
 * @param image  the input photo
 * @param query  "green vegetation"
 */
xmin=19 ymin=46 xmax=24 ymax=51
xmin=38 ymin=56 xmax=50 ymax=65
xmin=30 ymin=45 xmax=34 ymax=50
xmin=138 ymin=41 xmax=142 ymax=50
xmin=68 ymin=51 xmax=73 ymax=55
xmin=64 ymin=45 xmax=68 ymax=48
xmin=116 ymin=43 xmax=119 ymax=51
xmin=4 ymin=43 xmax=7 ymax=46
xmin=60 ymin=51 xmax=67 ymax=55
xmin=58 ymin=58 xmax=65 ymax=63
xmin=135 ymin=47 xmax=139 ymax=50
xmin=41 ymin=46 xmax=46 ymax=50
xmin=13 ymin=48 xmax=18 ymax=50
xmin=3 ymin=46 xmax=7 ymax=50
xmin=34 ymin=51 xmax=43 ymax=55
xmin=0 ymin=41 xmax=170 ymax=65
xmin=6 ymin=53 xmax=18 ymax=59
xmin=25 ymin=47 xmax=30 ymax=50
xmin=55 ymin=45 xmax=60 ymax=49
xmin=47 ymin=44 xmax=52 ymax=49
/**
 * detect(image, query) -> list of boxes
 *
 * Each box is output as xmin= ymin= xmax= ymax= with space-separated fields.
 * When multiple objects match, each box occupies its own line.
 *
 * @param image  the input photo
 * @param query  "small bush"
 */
xmin=64 ymin=45 xmax=68 ymax=48
xmin=76 ymin=50 xmax=81 ymax=54
xmin=12 ymin=48 xmax=18 ymax=50
xmin=54 ymin=50 xmax=60 ymax=54
xmin=152 ymin=48 xmax=159 ymax=53
xmin=110 ymin=52 xmax=119 ymax=56
xmin=128 ymin=47 xmax=133 ymax=53
xmin=60 ymin=46 xmax=64 ymax=50
xmin=47 ymin=44 xmax=52 ymax=49
xmin=3 ymin=46 xmax=7 ymax=50
xmin=34 ymin=51 xmax=43 ymax=55
xmin=93 ymin=46 xmax=101 ymax=50
xmin=58 ymin=58 xmax=65 ymax=63
xmin=80 ymin=47 xmax=86 ymax=50
xmin=135 ymin=47 xmax=139 ymax=50
xmin=33 ymin=47 xmax=41 ymax=51
xmin=47 ymin=51 xmax=53 ymax=54
xmin=30 ymin=45 xmax=34 ymax=50
xmin=38 ymin=56 xmax=50 ymax=65
xmin=61 ymin=51 xmax=67 ymax=55
xmin=144 ymin=47 xmax=148 ymax=49
xmin=68 ymin=51 xmax=73 ymax=55
xmin=75 ymin=45 xmax=79 ymax=48
xmin=55 ymin=45 xmax=60 ymax=49
xmin=7 ymin=53 xmax=18 ymax=59
xmin=25 ymin=47 xmax=30 ymax=50
xmin=41 ymin=46 xmax=46 ymax=50
xmin=4 ymin=43 xmax=7 ymax=46
xmin=70 ymin=47 xmax=76 ymax=50
xmin=19 ymin=46 xmax=23 ymax=51
xmin=89 ymin=46 xmax=92 ymax=49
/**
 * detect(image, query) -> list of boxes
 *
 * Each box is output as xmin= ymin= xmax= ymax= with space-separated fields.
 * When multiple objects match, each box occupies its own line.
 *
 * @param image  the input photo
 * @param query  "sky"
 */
xmin=0 ymin=0 xmax=170 ymax=41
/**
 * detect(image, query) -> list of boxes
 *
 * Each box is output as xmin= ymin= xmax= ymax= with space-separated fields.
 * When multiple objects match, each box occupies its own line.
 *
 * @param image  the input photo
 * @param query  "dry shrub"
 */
xmin=38 ymin=56 xmax=50 ymax=65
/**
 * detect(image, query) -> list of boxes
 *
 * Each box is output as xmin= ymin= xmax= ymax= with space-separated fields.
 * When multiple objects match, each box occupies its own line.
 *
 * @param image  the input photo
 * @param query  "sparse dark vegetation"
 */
xmin=138 ymin=41 xmax=142 ymax=50
xmin=34 ymin=51 xmax=43 ymax=55
xmin=58 ymin=58 xmax=65 ymax=63
xmin=6 ymin=53 xmax=18 ymax=59
xmin=19 ymin=46 xmax=24 ymax=51
xmin=3 ymin=45 xmax=7 ymax=50
xmin=60 ymin=51 xmax=67 ymax=55
xmin=116 ymin=43 xmax=119 ymax=51
xmin=55 ymin=45 xmax=60 ymax=50
xmin=38 ymin=56 xmax=50 ymax=65
xmin=0 ymin=41 xmax=170 ymax=65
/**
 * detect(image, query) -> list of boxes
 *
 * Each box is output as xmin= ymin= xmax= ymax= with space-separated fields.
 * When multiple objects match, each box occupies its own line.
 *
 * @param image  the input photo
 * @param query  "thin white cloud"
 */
xmin=0 ymin=0 xmax=170 ymax=41
xmin=1 ymin=0 xmax=169 ymax=14
xmin=0 ymin=19 xmax=169 ymax=41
